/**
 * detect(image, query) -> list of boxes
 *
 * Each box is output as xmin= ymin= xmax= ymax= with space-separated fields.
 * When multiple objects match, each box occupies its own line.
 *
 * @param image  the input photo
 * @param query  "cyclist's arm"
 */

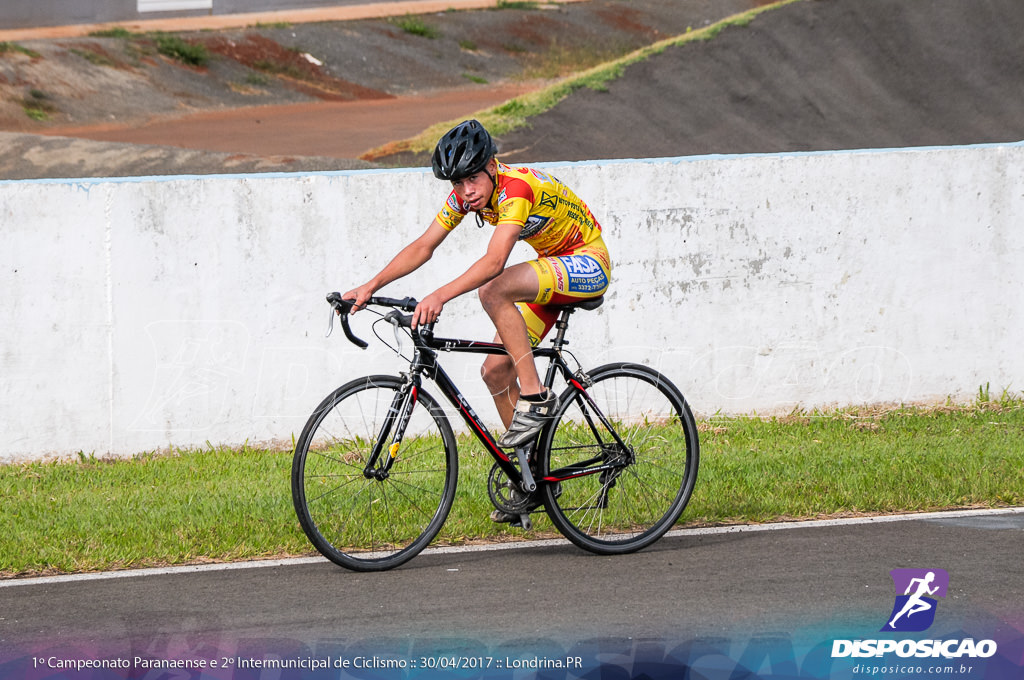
xmin=344 ymin=219 xmax=449 ymax=312
xmin=413 ymin=223 xmax=520 ymax=326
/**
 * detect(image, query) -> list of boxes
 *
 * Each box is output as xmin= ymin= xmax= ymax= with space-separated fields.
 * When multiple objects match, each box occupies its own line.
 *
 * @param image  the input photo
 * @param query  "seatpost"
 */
xmin=549 ymin=308 xmax=574 ymax=350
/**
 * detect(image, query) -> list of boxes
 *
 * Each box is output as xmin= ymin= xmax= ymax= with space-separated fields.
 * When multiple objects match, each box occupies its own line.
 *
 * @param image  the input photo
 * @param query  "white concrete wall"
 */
xmin=1 ymin=142 xmax=1021 ymax=462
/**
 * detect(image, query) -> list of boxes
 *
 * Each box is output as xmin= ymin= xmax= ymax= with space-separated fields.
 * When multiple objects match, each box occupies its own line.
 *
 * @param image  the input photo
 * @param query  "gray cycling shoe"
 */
xmin=496 ymin=390 xmax=559 ymax=448
xmin=490 ymin=495 xmax=542 ymax=526
xmin=490 ymin=509 xmax=525 ymax=524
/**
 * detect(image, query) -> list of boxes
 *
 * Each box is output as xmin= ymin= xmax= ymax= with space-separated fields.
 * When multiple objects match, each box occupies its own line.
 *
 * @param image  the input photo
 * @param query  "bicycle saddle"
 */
xmin=558 ymin=296 xmax=604 ymax=312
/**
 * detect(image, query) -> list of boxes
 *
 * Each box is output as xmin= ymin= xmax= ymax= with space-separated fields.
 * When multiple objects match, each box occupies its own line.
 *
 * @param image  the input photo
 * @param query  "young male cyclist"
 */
xmin=343 ymin=119 xmax=611 ymax=457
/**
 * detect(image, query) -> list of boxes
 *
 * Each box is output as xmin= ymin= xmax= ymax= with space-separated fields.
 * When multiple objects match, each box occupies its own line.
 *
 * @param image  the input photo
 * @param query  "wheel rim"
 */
xmin=543 ymin=368 xmax=696 ymax=551
xmin=296 ymin=379 xmax=455 ymax=567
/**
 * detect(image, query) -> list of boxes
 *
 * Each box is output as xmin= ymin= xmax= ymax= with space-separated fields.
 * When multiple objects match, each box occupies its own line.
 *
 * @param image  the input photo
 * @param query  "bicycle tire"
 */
xmin=291 ymin=375 xmax=458 ymax=571
xmin=538 ymin=362 xmax=699 ymax=555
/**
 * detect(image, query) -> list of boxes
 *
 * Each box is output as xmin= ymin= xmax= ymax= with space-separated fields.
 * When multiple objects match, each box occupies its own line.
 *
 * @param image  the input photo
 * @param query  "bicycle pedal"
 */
xmin=514 ymin=513 xmax=533 ymax=531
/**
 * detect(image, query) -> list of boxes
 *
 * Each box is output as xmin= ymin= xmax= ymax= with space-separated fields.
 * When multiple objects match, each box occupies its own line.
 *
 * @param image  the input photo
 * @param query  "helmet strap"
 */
xmin=474 ymin=160 xmax=498 ymax=228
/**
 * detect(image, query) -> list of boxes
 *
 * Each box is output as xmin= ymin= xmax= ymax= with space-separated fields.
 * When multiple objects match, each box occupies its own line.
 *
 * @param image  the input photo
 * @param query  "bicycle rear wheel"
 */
xmin=539 ymin=362 xmax=699 ymax=555
xmin=291 ymin=375 xmax=457 ymax=571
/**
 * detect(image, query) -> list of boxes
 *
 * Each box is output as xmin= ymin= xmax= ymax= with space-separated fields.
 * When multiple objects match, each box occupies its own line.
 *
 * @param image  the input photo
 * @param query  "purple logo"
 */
xmin=881 ymin=568 xmax=949 ymax=632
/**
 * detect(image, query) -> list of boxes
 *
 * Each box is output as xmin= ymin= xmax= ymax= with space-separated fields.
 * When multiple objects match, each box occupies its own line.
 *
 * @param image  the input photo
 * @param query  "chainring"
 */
xmin=487 ymin=462 xmax=534 ymax=514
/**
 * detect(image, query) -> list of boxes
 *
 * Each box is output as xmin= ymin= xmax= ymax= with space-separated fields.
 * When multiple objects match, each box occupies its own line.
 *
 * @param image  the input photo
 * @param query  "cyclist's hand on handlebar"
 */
xmin=412 ymin=291 xmax=445 ymax=329
xmin=341 ymin=283 xmax=375 ymax=314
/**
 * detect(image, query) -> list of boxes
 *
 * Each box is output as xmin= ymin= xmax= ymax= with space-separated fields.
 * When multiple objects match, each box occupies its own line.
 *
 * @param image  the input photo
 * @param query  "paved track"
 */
xmin=2 ymin=509 xmax=1021 ymax=674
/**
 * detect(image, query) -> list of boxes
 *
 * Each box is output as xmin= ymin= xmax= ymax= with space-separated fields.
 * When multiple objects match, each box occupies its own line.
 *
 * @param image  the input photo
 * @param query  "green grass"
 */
xmin=21 ymin=89 xmax=56 ymax=121
xmin=0 ymin=41 xmax=42 ymax=58
xmin=496 ymin=1 xmax=541 ymax=9
xmin=82 ymin=29 xmax=210 ymax=67
xmin=87 ymin=27 xmax=136 ymax=39
xmin=390 ymin=14 xmax=440 ymax=39
xmin=1 ymin=396 xmax=1021 ymax=578
xmin=153 ymin=34 xmax=209 ymax=66
xmin=70 ymin=47 xmax=118 ymax=67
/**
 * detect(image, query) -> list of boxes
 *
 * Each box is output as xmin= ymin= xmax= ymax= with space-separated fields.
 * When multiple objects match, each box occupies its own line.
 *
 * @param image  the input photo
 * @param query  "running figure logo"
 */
xmin=882 ymin=568 xmax=949 ymax=632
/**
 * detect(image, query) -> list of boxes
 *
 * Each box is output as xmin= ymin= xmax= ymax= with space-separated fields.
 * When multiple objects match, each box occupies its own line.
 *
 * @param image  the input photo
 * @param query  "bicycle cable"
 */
xmin=372 ymin=313 xmax=414 ymax=361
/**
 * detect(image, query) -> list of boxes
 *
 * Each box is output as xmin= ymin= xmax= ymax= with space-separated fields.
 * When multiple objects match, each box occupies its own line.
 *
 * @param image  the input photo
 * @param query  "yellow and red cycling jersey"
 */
xmin=435 ymin=161 xmax=612 ymax=345
xmin=435 ymin=161 xmax=604 ymax=257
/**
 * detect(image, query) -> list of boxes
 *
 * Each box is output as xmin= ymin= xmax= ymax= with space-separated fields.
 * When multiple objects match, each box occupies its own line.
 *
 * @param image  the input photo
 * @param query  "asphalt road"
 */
xmin=1 ymin=509 xmax=1021 ymax=678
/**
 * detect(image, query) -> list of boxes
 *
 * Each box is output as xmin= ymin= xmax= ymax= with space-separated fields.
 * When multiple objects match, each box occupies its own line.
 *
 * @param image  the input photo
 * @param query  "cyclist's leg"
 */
xmin=481 ymin=247 xmax=609 ymax=413
xmin=479 ymin=262 xmax=545 ymax=424
xmin=481 ymin=348 xmax=518 ymax=429
xmin=480 ymin=306 xmax=560 ymax=427
xmin=482 ymin=247 xmax=611 ymax=449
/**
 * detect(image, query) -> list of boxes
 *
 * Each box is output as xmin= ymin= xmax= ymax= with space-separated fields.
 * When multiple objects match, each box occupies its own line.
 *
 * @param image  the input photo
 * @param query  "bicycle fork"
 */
xmin=363 ymin=379 xmax=419 ymax=480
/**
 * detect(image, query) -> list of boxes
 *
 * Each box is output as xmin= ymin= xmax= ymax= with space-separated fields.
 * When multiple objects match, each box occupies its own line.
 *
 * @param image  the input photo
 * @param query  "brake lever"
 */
xmin=385 ymin=310 xmax=405 ymax=354
xmin=326 ymin=306 xmax=336 ymax=337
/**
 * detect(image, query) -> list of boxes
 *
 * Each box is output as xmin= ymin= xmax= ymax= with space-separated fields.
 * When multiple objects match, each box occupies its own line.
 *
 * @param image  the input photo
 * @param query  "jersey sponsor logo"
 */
xmin=519 ymin=215 xmax=550 ymax=240
xmin=529 ymin=169 xmax=552 ymax=183
xmin=563 ymin=255 xmax=602 ymax=276
xmin=551 ymin=255 xmax=608 ymax=295
xmin=447 ymin=193 xmax=463 ymax=213
xmin=539 ymin=191 xmax=558 ymax=211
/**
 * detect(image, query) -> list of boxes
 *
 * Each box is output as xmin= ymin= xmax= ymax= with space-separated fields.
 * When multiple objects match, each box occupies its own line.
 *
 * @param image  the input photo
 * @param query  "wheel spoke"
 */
xmin=541 ymin=364 xmax=699 ymax=554
xmin=291 ymin=377 xmax=457 ymax=571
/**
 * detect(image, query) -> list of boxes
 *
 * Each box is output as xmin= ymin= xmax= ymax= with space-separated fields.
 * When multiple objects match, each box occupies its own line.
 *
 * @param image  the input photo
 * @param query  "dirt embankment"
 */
xmin=490 ymin=0 xmax=1024 ymax=165
xmin=0 ymin=0 xmax=761 ymax=179
xmin=1 ymin=0 xmax=1022 ymax=180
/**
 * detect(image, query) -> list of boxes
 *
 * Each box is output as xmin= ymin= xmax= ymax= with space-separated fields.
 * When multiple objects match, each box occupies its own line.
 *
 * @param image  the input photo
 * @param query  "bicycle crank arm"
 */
xmin=514 ymin=446 xmax=537 ymax=492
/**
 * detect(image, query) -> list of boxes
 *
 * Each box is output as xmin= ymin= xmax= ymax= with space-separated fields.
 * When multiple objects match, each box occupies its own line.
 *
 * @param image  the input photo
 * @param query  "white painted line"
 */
xmin=2 ymin=507 xmax=1020 ymax=588
xmin=663 ymin=505 xmax=1024 ymax=537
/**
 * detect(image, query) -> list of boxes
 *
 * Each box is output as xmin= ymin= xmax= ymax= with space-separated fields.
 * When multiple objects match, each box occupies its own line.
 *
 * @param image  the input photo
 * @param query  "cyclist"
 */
xmin=343 ymin=119 xmax=611 ymax=458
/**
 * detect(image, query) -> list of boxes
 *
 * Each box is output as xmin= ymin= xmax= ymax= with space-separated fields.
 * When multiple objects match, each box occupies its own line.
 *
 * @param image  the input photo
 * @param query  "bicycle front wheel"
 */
xmin=291 ymin=375 xmax=458 ymax=571
xmin=539 ymin=362 xmax=699 ymax=555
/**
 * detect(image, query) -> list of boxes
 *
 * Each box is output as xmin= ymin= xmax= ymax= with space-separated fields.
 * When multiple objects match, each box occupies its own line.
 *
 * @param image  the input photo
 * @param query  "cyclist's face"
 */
xmin=452 ymin=161 xmax=495 ymax=210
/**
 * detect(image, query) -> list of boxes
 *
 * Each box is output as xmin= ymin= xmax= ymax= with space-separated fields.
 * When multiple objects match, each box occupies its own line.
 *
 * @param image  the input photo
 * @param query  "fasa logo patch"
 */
xmin=882 ymin=568 xmax=949 ymax=632
xmin=564 ymin=255 xmax=600 ymax=275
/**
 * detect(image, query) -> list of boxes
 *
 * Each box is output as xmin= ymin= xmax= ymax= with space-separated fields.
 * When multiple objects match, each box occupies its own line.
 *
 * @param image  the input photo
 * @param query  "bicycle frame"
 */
xmin=298 ymin=293 xmax=699 ymax=569
xmin=365 ymin=313 xmax=632 ymax=494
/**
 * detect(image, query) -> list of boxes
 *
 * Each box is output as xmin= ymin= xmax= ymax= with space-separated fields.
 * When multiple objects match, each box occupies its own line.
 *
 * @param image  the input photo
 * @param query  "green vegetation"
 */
xmin=21 ymin=89 xmax=56 ymax=121
xmin=1 ymin=395 xmax=1021 ymax=578
xmin=87 ymin=27 xmax=136 ymax=39
xmin=463 ymin=73 xmax=489 ymax=84
xmin=496 ymin=1 xmax=541 ymax=9
xmin=244 ymin=72 xmax=272 ymax=86
xmin=70 ymin=47 xmax=117 ymax=67
xmin=390 ymin=14 xmax=440 ymax=39
xmin=0 ymin=41 xmax=42 ymax=58
xmin=252 ymin=58 xmax=303 ymax=79
xmin=83 ymin=28 xmax=209 ymax=67
xmin=153 ymin=34 xmax=210 ymax=67
xmin=249 ymin=22 xmax=292 ymax=30
xmin=521 ymin=42 xmax=625 ymax=81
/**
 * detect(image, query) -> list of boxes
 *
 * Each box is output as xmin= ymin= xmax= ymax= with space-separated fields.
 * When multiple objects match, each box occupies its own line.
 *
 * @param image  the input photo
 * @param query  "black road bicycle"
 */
xmin=291 ymin=293 xmax=700 ymax=571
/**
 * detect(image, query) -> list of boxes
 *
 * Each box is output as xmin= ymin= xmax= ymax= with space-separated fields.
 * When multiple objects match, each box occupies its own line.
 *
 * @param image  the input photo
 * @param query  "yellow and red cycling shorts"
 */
xmin=518 ymin=237 xmax=611 ymax=346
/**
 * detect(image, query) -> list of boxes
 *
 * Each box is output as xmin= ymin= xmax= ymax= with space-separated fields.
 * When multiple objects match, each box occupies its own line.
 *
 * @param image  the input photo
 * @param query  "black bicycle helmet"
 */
xmin=431 ymin=119 xmax=498 ymax=181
